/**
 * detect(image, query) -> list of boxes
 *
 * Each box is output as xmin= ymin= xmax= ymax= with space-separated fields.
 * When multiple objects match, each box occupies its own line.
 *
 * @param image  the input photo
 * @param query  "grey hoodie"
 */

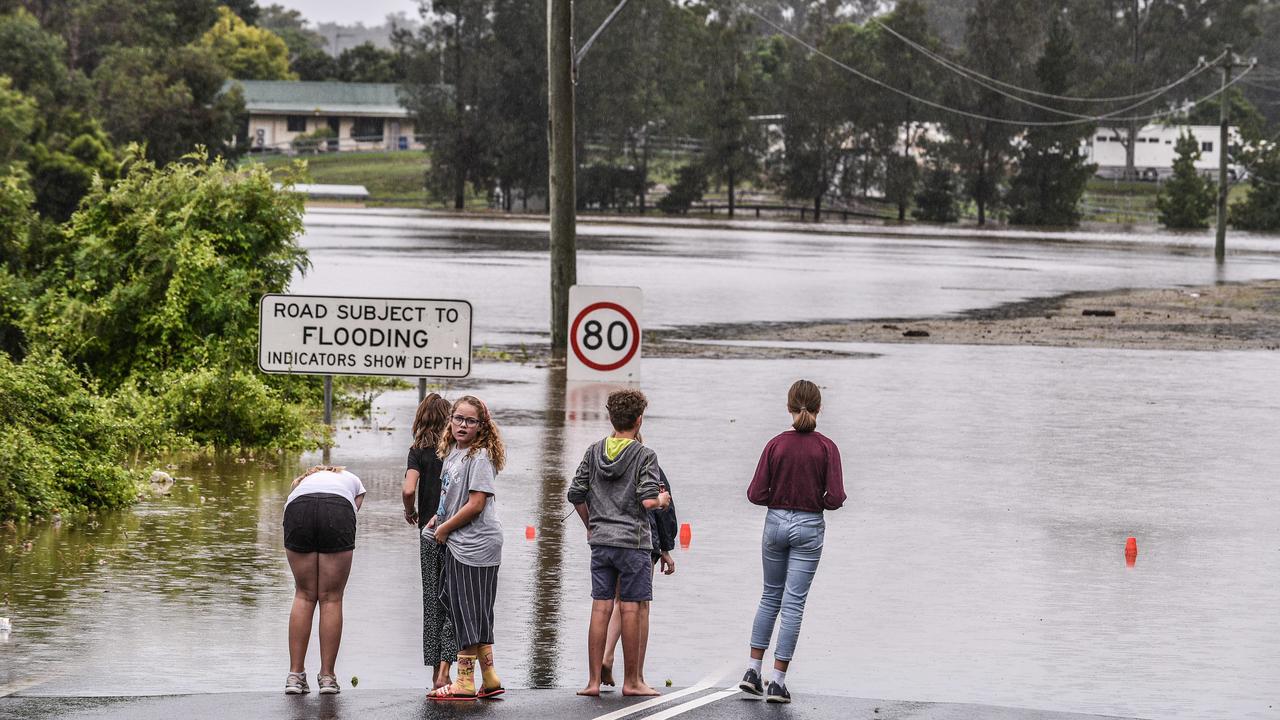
xmin=567 ymin=439 xmax=660 ymax=549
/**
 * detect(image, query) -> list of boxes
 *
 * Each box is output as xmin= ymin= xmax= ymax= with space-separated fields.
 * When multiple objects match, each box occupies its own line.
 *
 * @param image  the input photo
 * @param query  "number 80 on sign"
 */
xmin=567 ymin=287 xmax=642 ymax=381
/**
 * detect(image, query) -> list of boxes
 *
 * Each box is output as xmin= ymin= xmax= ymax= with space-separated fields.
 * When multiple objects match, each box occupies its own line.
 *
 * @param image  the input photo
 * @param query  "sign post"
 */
xmin=566 ymin=285 xmax=642 ymax=382
xmin=259 ymin=294 xmax=473 ymax=423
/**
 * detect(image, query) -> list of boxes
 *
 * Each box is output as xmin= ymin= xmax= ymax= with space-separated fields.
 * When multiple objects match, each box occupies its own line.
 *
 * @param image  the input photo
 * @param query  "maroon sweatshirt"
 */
xmin=747 ymin=430 xmax=846 ymax=512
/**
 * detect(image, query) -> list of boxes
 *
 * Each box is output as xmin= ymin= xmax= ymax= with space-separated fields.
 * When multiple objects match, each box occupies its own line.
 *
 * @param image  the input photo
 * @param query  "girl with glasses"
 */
xmin=427 ymin=395 xmax=507 ymax=701
xmin=402 ymin=392 xmax=457 ymax=691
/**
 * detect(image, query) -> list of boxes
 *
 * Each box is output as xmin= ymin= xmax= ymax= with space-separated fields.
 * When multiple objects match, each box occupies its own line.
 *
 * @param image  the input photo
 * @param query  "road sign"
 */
xmin=258 ymin=294 xmax=472 ymax=378
xmin=567 ymin=285 xmax=642 ymax=382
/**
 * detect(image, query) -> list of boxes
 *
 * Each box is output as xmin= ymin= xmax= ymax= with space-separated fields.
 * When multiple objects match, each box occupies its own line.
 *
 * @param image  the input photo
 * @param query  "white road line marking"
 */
xmin=642 ymin=688 xmax=742 ymax=720
xmin=589 ymin=685 xmax=712 ymax=720
xmin=589 ymin=660 xmax=737 ymax=720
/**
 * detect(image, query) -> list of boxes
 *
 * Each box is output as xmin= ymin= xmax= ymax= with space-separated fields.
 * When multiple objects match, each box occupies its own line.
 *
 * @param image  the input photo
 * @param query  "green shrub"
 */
xmin=1230 ymin=140 xmax=1280 ymax=232
xmin=657 ymin=164 xmax=708 ymax=214
xmin=26 ymin=145 xmax=308 ymax=388
xmin=291 ymin=126 xmax=336 ymax=154
xmin=1157 ymin=133 xmax=1215 ymax=230
xmin=158 ymin=366 xmax=315 ymax=450
xmin=0 ymin=351 xmax=143 ymax=520
xmin=914 ymin=162 xmax=959 ymax=223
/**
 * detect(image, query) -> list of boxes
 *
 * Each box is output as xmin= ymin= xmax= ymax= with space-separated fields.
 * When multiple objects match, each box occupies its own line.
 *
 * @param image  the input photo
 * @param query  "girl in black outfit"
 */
xmin=401 ymin=392 xmax=457 ymax=689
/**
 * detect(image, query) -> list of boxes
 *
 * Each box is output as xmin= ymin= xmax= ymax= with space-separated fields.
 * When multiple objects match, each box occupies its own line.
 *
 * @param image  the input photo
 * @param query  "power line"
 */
xmin=747 ymin=8 xmax=1256 ymax=128
xmin=870 ymin=16 xmax=1222 ymax=106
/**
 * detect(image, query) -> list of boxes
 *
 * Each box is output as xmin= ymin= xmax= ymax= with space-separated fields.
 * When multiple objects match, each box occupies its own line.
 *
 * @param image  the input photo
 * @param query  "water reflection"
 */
xmin=0 ymin=453 xmax=301 ymax=693
xmin=527 ymin=366 xmax=568 ymax=689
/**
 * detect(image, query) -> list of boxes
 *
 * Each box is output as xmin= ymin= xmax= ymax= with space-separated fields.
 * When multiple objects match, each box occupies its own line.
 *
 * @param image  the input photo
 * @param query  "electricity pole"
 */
xmin=1215 ymin=46 xmax=1248 ymax=264
xmin=548 ymin=0 xmax=576 ymax=359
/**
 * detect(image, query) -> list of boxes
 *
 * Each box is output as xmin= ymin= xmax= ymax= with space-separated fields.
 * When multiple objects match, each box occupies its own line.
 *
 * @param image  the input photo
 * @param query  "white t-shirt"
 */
xmin=285 ymin=469 xmax=367 ymax=511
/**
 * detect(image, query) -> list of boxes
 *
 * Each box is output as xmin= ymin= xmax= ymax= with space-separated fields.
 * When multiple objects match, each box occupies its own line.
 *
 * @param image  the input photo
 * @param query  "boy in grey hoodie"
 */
xmin=569 ymin=388 xmax=670 ymax=697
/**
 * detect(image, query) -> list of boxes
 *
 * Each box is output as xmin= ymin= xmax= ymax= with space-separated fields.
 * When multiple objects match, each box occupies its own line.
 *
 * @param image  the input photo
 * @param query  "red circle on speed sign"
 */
xmin=570 ymin=301 xmax=640 ymax=372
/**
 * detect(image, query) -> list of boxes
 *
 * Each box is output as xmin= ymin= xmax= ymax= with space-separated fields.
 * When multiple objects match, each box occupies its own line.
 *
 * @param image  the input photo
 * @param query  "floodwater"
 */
xmin=2 ymin=211 xmax=1278 ymax=720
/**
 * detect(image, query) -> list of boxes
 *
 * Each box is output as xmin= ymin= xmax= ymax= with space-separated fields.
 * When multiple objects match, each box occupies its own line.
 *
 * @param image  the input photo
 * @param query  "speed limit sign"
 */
xmin=567 ymin=285 xmax=642 ymax=382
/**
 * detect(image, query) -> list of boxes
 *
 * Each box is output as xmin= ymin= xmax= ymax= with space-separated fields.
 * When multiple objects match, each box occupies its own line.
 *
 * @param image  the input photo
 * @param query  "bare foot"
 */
xmin=433 ymin=679 xmax=451 ymax=690
xmin=600 ymin=664 xmax=615 ymax=687
xmin=577 ymin=684 xmax=601 ymax=697
xmin=622 ymin=683 xmax=660 ymax=696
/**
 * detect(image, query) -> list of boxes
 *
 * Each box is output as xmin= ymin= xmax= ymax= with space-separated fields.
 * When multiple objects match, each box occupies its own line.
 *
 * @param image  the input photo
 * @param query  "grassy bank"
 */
xmin=241 ymin=151 xmax=1256 ymax=225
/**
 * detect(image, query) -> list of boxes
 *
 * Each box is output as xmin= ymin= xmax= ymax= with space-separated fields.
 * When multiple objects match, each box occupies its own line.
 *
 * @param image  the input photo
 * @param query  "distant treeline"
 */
xmin=391 ymin=0 xmax=1280 ymax=228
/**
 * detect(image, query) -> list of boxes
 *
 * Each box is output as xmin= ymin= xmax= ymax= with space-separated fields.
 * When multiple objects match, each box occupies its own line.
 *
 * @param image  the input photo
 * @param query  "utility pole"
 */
xmin=548 ymin=0 xmax=576 ymax=359
xmin=1215 ymin=46 xmax=1247 ymax=264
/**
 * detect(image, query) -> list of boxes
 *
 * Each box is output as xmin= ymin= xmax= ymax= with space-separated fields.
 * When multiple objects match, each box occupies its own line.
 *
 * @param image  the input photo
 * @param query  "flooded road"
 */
xmin=2 ymin=211 xmax=1278 ymax=719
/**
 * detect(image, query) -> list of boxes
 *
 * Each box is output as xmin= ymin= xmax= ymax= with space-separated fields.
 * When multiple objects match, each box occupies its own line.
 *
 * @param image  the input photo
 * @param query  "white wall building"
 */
xmin=1083 ymin=124 xmax=1241 ymax=181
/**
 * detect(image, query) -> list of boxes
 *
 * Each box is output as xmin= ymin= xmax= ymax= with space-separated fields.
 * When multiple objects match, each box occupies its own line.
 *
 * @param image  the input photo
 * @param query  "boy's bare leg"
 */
xmin=620 ymin=601 xmax=658 ymax=696
xmin=578 ymin=599 xmax=615 ymax=696
xmin=602 ymin=598 xmax=621 ymax=685
xmin=636 ymin=600 xmax=650 ymax=685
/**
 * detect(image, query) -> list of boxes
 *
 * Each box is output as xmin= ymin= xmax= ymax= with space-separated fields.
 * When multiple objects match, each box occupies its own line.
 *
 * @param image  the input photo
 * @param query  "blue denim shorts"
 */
xmin=590 ymin=545 xmax=653 ymax=602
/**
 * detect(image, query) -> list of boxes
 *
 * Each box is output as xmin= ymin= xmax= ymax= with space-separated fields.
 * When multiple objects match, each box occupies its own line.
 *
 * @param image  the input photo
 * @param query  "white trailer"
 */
xmin=1083 ymin=124 xmax=1243 ymax=181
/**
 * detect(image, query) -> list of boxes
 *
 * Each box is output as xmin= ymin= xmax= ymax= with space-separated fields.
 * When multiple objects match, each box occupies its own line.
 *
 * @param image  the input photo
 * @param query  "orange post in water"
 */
xmin=1125 ymin=537 xmax=1138 ymax=567
xmin=679 ymin=523 xmax=692 ymax=548
xmin=526 ymin=525 xmax=536 ymax=540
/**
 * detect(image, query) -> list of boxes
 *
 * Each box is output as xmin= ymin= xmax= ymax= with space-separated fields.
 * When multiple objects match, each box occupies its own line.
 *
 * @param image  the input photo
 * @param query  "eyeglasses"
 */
xmin=450 ymin=414 xmax=482 ymax=428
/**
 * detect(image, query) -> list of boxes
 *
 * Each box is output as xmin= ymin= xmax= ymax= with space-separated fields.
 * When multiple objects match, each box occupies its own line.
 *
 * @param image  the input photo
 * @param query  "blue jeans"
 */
xmin=749 ymin=508 xmax=825 ymax=662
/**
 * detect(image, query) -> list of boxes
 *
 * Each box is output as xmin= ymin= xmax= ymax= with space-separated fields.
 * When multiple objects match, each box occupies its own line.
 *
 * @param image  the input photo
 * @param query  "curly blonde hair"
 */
xmin=436 ymin=395 xmax=506 ymax=472
xmin=291 ymin=464 xmax=347 ymax=489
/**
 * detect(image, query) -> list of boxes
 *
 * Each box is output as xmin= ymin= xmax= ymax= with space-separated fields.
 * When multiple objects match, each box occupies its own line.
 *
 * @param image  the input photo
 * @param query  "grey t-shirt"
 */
xmin=432 ymin=446 xmax=503 ymax=567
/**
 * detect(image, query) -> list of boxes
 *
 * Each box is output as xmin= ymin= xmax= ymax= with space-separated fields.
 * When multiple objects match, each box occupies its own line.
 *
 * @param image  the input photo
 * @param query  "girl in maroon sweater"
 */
xmin=739 ymin=379 xmax=846 ymax=704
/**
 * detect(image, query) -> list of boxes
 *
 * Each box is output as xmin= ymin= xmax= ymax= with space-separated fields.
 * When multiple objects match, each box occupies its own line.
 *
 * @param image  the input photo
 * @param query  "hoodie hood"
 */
xmin=593 ymin=437 xmax=644 ymax=481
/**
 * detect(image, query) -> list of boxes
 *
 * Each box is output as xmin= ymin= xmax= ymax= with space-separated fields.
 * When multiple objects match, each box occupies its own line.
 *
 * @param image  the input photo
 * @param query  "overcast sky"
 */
xmin=270 ymin=0 xmax=421 ymax=26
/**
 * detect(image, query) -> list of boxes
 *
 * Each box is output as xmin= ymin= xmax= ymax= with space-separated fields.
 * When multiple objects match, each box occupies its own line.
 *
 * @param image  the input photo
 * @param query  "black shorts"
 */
xmin=284 ymin=493 xmax=357 ymax=553
xmin=590 ymin=546 xmax=653 ymax=602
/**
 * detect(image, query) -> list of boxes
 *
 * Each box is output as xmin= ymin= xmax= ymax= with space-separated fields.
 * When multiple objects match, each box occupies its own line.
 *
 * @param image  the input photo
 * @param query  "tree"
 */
xmin=871 ymin=0 xmax=940 ymax=220
xmin=575 ymin=0 xmax=704 ymax=213
xmin=196 ymin=5 xmax=296 ymax=80
xmin=696 ymin=3 xmax=765 ymax=218
xmin=92 ymin=45 xmax=245 ymax=165
xmin=24 ymin=0 xmax=223 ymax=74
xmin=220 ymin=0 xmax=261 ymax=25
xmin=761 ymin=16 xmax=877 ymax=222
xmin=25 ymin=147 xmax=308 ymax=389
xmin=1007 ymin=12 xmax=1096 ymax=227
xmin=942 ymin=0 xmax=1049 ymax=225
xmin=489 ymin=0 xmax=547 ymax=210
xmin=259 ymin=3 xmax=332 ymax=79
xmin=400 ymin=0 xmax=498 ymax=209
xmin=1156 ymin=132 xmax=1215 ymax=228
xmin=1230 ymin=138 xmax=1280 ymax=231
xmin=914 ymin=157 xmax=960 ymax=222
xmin=336 ymin=41 xmax=402 ymax=83
xmin=884 ymin=153 xmax=921 ymax=221
xmin=1069 ymin=0 xmax=1259 ymax=180
xmin=0 ymin=76 xmax=37 ymax=169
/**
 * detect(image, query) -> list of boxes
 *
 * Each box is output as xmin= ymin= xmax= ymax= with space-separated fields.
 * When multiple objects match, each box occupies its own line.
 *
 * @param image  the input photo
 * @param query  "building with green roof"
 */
xmin=230 ymin=80 xmax=421 ymax=153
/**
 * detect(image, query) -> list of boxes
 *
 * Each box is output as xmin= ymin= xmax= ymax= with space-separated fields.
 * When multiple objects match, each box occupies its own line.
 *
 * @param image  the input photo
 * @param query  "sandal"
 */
xmin=477 ymin=684 xmax=505 ymax=699
xmin=427 ymin=682 xmax=476 ymax=701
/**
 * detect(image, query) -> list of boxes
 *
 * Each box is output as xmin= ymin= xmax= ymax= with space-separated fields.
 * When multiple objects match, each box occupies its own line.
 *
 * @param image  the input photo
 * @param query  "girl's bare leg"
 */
xmin=286 ymin=550 xmax=319 ymax=673
xmin=317 ymin=550 xmax=354 ymax=677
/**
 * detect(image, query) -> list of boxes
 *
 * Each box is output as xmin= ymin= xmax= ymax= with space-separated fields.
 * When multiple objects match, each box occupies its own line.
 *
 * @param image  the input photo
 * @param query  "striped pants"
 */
xmin=441 ymin=549 xmax=499 ymax=648
xmin=420 ymin=534 xmax=458 ymax=666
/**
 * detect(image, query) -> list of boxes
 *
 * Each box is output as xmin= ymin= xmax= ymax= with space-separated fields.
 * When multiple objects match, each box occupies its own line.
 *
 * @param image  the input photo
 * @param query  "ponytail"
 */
xmin=787 ymin=379 xmax=822 ymax=433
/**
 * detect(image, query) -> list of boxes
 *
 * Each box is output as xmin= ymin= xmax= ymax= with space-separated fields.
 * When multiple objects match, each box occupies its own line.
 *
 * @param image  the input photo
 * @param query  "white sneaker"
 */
xmin=285 ymin=672 xmax=310 ymax=695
